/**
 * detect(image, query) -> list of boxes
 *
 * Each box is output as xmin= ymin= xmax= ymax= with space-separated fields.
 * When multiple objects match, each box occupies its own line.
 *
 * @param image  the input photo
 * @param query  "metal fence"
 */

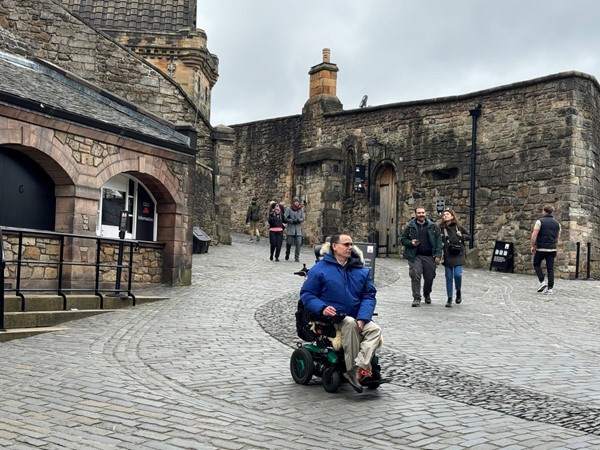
xmin=1 ymin=226 xmax=163 ymax=331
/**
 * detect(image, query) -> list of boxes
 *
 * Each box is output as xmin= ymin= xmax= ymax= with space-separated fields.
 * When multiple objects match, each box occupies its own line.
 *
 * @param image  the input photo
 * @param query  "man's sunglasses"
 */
xmin=337 ymin=242 xmax=353 ymax=247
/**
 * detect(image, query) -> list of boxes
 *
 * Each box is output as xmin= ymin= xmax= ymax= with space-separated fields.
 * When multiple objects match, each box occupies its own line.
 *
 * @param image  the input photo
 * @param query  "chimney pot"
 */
xmin=323 ymin=48 xmax=331 ymax=63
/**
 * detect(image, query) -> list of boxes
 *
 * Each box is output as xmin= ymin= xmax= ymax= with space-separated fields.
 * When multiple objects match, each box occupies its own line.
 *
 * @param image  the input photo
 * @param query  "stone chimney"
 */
xmin=304 ymin=48 xmax=343 ymax=115
xmin=309 ymin=48 xmax=338 ymax=98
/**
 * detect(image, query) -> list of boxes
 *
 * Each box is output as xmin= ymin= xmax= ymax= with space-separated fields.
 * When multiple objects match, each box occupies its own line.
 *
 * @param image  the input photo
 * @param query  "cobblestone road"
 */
xmin=1 ymin=233 xmax=600 ymax=449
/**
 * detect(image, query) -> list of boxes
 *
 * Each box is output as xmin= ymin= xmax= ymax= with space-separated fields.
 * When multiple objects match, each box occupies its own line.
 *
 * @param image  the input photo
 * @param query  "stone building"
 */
xmin=229 ymin=49 xmax=600 ymax=279
xmin=0 ymin=0 xmax=233 ymax=289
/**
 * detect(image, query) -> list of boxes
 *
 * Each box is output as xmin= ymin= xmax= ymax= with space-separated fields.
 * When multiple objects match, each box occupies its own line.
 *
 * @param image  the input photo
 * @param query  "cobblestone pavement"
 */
xmin=1 ymin=233 xmax=600 ymax=449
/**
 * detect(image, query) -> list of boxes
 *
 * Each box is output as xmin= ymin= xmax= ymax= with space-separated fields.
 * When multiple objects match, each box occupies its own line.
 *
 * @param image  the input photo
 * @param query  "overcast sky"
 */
xmin=197 ymin=1 xmax=600 ymax=126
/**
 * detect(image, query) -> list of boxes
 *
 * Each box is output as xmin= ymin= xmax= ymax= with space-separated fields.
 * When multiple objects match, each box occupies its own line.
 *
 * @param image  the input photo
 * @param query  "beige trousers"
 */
xmin=335 ymin=316 xmax=382 ymax=371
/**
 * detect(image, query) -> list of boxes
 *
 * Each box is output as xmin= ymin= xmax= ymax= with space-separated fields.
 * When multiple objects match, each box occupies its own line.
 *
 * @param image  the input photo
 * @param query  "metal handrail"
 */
xmin=1 ymin=228 xmax=6 ymax=331
xmin=1 ymin=226 xmax=164 ymax=331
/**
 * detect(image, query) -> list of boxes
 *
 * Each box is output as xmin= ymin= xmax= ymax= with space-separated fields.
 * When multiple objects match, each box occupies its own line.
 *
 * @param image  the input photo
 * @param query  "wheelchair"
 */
xmin=289 ymin=245 xmax=384 ymax=393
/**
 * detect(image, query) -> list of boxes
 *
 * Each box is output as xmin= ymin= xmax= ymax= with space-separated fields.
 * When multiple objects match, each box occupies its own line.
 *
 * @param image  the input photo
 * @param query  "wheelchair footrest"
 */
xmin=360 ymin=377 xmax=391 ymax=386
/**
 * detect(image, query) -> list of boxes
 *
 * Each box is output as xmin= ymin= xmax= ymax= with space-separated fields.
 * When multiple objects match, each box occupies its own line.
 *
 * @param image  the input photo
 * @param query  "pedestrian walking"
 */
xmin=245 ymin=197 xmax=261 ymax=242
xmin=268 ymin=203 xmax=285 ymax=261
xmin=284 ymin=197 xmax=304 ymax=262
xmin=439 ymin=209 xmax=470 ymax=308
xmin=400 ymin=206 xmax=443 ymax=307
xmin=530 ymin=204 xmax=561 ymax=294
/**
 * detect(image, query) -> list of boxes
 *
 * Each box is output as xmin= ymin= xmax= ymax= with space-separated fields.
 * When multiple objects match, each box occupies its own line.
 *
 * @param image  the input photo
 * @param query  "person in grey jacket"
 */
xmin=284 ymin=197 xmax=304 ymax=262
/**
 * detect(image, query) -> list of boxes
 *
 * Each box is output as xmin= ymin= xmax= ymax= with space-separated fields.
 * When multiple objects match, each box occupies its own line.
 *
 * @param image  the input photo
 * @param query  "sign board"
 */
xmin=354 ymin=242 xmax=376 ymax=280
xmin=118 ymin=210 xmax=129 ymax=233
xmin=489 ymin=240 xmax=514 ymax=272
xmin=354 ymin=165 xmax=366 ymax=193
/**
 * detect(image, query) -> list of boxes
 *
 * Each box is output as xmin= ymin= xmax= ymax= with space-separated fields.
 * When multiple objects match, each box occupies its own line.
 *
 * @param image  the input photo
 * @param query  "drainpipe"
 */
xmin=468 ymin=104 xmax=482 ymax=249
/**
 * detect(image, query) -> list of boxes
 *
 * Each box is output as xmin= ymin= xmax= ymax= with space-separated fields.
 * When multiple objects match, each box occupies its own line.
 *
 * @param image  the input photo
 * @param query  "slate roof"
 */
xmin=59 ymin=0 xmax=195 ymax=32
xmin=0 ymin=51 xmax=192 ymax=153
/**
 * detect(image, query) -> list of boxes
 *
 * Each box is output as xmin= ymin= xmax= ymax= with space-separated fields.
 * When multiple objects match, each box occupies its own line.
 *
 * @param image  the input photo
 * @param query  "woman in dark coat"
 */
xmin=268 ymin=203 xmax=285 ymax=261
xmin=439 ymin=209 xmax=470 ymax=308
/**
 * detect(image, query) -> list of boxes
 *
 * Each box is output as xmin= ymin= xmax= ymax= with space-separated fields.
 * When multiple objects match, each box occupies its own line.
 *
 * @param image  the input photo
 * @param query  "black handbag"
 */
xmin=444 ymin=228 xmax=462 ymax=255
xmin=448 ymin=243 xmax=462 ymax=255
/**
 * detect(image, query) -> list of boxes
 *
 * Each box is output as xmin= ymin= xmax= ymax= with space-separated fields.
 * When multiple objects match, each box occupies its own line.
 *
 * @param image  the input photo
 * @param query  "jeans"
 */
xmin=533 ymin=251 xmax=556 ymax=289
xmin=408 ymin=255 xmax=437 ymax=299
xmin=444 ymin=265 xmax=463 ymax=298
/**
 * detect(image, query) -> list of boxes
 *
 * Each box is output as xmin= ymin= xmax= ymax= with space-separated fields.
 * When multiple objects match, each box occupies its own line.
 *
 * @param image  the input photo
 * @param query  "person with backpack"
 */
xmin=245 ymin=197 xmax=261 ymax=242
xmin=300 ymin=233 xmax=382 ymax=394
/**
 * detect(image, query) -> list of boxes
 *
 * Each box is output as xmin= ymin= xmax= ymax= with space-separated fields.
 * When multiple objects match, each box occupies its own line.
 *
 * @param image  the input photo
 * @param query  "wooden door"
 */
xmin=376 ymin=165 xmax=398 ymax=252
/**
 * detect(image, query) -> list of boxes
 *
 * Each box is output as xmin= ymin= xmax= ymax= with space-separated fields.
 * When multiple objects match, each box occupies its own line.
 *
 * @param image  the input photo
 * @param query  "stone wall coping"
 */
xmin=327 ymin=70 xmax=600 ymax=118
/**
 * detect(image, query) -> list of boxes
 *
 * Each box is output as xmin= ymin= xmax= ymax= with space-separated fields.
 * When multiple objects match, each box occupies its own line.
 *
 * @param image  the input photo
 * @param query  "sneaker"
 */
xmin=445 ymin=297 xmax=452 ymax=308
xmin=455 ymin=290 xmax=462 ymax=304
xmin=545 ymin=289 xmax=554 ymax=295
xmin=269 ymin=255 xmax=273 ymax=261
xmin=358 ymin=368 xmax=372 ymax=384
xmin=343 ymin=366 xmax=363 ymax=393
xmin=424 ymin=294 xmax=432 ymax=304
xmin=411 ymin=298 xmax=421 ymax=307
xmin=537 ymin=281 xmax=547 ymax=293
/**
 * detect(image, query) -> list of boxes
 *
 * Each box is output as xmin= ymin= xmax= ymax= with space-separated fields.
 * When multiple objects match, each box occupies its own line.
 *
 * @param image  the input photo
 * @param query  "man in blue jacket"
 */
xmin=300 ymin=233 xmax=382 ymax=393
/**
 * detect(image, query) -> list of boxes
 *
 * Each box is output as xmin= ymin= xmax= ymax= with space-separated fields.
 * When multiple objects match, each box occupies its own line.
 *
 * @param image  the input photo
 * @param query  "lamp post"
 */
xmin=366 ymin=137 xmax=384 ymax=243
xmin=468 ymin=104 xmax=482 ymax=250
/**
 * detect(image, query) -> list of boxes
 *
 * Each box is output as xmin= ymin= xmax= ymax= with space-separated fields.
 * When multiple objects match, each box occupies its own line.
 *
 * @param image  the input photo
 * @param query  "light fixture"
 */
xmin=367 ymin=137 xmax=384 ymax=160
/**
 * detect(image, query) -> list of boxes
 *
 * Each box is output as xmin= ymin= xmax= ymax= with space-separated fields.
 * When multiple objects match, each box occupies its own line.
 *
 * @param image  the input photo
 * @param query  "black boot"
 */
xmin=455 ymin=290 xmax=462 ymax=304
xmin=446 ymin=297 xmax=453 ymax=308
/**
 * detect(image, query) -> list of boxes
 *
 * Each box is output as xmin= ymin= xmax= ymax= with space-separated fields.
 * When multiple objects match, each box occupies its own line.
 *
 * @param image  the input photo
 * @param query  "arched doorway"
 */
xmin=375 ymin=164 xmax=398 ymax=253
xmin=97 ymin=174 xmax=157 ymax=241
xmin=0 ymin=148 xmax=56 ymax=230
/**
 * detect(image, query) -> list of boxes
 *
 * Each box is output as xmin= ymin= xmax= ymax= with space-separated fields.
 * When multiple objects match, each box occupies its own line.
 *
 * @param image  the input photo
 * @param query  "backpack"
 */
xmin=295 ymin=299 xmax=318 ymax=342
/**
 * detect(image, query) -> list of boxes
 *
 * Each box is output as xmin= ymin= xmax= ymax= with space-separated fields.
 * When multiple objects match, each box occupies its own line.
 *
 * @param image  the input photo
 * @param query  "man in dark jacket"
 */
xmin=400 ymin=206 xmax=443 ymax=307
xmin=530 ymin=204 xmax=561 ymax=294
xmin=300 ymin=233 xmax=382 ymax=393
xmin=245 ymin=197 xmax=261 ymax=242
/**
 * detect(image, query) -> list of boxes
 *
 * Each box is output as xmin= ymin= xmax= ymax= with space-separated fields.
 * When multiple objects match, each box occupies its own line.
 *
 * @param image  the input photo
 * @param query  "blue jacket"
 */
xmin=300 ymin=252 xmax=377 ymax=322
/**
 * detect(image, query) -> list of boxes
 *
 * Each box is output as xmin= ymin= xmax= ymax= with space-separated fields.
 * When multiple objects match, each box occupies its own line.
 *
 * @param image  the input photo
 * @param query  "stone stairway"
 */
xmin=0 ymin=294 xmax=168 ymax=342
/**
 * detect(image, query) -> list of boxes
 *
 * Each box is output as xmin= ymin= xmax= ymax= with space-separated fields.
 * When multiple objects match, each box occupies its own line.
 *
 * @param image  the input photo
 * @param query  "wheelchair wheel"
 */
xmin=322 ymin=367 xmax=341 ymax=393
xmin=290 ymin=347 xmax=314 ymax=385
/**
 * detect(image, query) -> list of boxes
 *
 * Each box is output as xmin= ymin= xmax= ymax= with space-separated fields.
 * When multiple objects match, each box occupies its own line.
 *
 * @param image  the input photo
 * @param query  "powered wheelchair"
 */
xmin=289 ymin=244 xmax=384 ymax=393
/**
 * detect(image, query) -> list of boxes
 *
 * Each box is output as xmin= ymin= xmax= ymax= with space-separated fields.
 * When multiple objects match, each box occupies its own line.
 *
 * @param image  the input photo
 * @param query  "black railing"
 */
xmin=1 ymin=226 xmax=163 ymax=331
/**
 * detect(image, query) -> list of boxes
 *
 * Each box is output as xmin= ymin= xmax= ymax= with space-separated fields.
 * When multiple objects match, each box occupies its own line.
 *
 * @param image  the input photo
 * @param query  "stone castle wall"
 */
xmin=229 ymin=73 xmax=600 ymax=278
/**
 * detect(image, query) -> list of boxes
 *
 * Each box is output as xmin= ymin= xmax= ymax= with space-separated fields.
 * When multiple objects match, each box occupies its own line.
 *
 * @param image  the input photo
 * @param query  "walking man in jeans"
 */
xmin=400 ymin=207 xmax=443 ymax=307
xmin=530 ymin=205 xmax=561 ymax=295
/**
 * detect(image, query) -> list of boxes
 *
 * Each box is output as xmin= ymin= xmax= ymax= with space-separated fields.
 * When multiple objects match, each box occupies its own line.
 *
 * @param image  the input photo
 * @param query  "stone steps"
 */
xmin=0 ymin=294 xmax=168 ymax=342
